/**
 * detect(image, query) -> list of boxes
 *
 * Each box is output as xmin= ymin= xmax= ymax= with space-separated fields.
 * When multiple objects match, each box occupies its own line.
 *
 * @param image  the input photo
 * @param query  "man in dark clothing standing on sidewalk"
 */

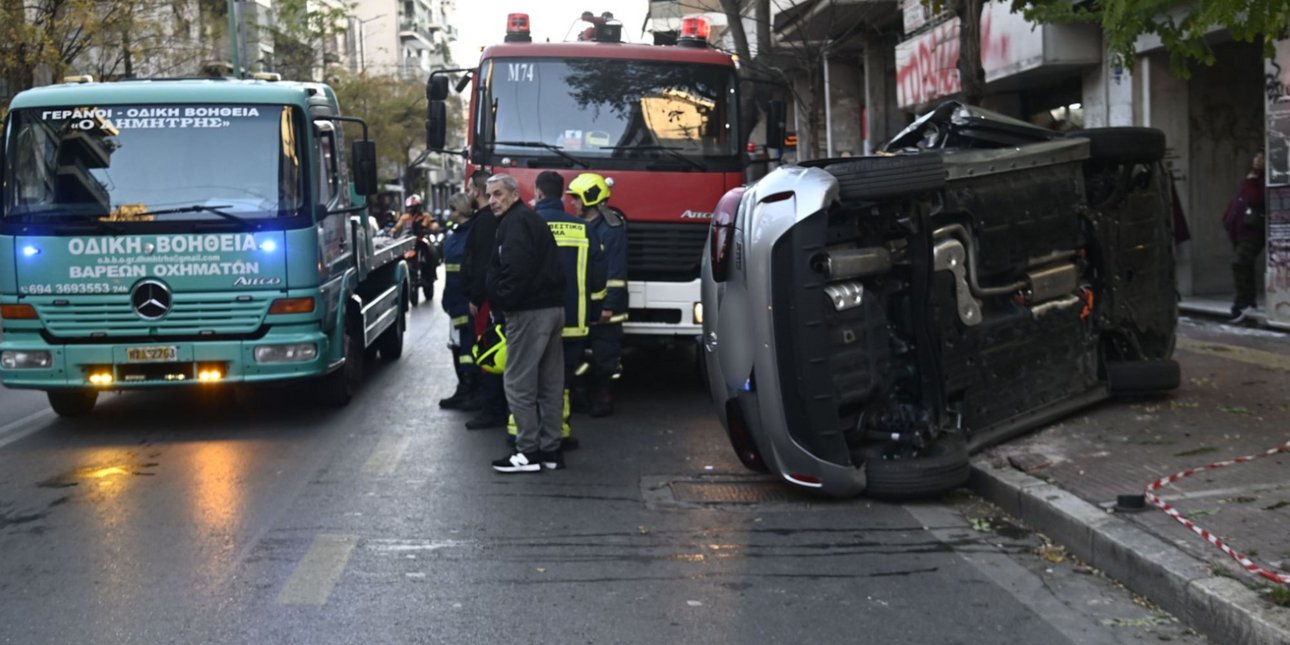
xmin=484 ymin=174 xmax=567 ymax=473
xmin=460 ymin=170 xmax=509 ymax=428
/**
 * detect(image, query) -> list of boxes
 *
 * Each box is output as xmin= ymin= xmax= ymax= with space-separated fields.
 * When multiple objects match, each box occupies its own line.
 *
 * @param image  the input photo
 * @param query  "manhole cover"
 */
xmin=642 ymin=474 xmax=864 ymax=511
xmin=669 ymin=480 xmax=803 ymax=504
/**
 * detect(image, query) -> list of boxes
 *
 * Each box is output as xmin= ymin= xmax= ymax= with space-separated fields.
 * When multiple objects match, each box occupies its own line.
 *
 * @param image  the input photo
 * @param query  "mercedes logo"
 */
xmin=130 ymin=280 xmax=172 ymax=320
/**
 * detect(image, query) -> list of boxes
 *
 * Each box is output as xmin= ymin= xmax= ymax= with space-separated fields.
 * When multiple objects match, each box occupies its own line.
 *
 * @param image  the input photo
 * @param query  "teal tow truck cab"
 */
xmin=0 ymin=78 xmax=413 ymax=416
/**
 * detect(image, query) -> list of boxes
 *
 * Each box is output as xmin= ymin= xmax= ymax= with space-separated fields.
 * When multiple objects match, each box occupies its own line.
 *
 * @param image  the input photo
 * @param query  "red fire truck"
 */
xmin=425 ymin=13 xmax=743 ymax=339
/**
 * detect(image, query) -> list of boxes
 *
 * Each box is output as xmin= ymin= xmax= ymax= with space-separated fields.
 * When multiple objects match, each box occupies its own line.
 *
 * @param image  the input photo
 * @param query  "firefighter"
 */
xmin=567 ymin=172 xmax=626 ymax=418
xmin=507 ymin=171 xmax=606 ymax=447
xmin=438 ymin=191 xmax=481 ymax=410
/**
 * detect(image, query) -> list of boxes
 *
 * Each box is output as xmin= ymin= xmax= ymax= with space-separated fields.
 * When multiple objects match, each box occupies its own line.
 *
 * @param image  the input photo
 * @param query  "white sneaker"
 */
xmin=492 ymin=451 xmax=541 ymax=473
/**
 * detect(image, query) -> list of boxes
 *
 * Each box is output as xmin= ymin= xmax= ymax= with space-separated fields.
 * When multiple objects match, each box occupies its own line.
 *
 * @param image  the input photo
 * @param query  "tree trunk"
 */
xmin=956 ymin=0 xmax=986 ymax=106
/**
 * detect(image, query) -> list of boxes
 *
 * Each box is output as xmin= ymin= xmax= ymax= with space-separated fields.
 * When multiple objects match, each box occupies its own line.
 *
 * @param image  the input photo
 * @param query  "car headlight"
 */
xmin=254 ymin=343 xmax=318 ymax=363
xmin=1 ymin=350 xmax=52 ymax=369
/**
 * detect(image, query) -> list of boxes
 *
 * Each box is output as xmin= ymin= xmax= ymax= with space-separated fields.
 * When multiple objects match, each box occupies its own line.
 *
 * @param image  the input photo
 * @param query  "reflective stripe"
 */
xmin=591 ymin=290 xmax=607 ymax=300
xmin=562 ymin=327 xmax=589 ymax=338
xmin=445 ymin=263 xmax=461 ymax=272
xmin=607 ymin=313 xmax=629 ymax=324
xmin=451 ymin=315 xmax=469 ymax=327
xmin=574 ymin=361 xmax=590 ymax=376
xmin=606 ymin=279 xmax=627 ymax=288
xmin=458 ymin=355 xmax=474 ymax=365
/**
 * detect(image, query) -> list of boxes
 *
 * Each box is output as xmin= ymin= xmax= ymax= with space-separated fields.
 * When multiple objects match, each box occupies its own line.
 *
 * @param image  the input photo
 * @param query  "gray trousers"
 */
xmin=503 ymin=307 xmax=565 ymax=453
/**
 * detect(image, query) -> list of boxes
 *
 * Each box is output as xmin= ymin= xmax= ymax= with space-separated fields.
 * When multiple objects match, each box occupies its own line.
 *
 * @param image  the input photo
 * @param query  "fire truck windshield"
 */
xmin=480 ymin=58 xmax=738 ymax=170
xmin=2 ymin=104 xmax=307 ymax=223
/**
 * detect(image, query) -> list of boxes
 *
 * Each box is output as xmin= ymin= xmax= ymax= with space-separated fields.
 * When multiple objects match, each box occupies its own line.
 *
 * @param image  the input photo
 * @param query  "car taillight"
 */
xmin=709 ymin=187 xmax=745 ymax=283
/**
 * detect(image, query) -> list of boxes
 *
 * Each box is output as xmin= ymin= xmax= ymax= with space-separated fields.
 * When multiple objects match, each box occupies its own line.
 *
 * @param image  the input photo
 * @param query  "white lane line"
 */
xmin=275 ymin=534 xmax=359 ymax=606
xmin=362 ymin=436 xmax=410 ymax=476
xmin=0 ymin=408 xmax=56 ymax=450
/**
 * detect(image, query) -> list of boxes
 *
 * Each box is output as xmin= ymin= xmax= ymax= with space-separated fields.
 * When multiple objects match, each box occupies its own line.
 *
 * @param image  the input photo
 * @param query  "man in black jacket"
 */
xmin=460 ymin=170 xmax=508 ymax=428
xmin=484 ymin=174 xmax=567 ymax=473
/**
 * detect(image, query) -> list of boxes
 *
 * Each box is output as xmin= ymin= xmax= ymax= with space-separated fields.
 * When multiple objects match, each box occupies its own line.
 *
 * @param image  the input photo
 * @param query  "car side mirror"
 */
xmin=351 ymin=140 xmax=377 ymax=196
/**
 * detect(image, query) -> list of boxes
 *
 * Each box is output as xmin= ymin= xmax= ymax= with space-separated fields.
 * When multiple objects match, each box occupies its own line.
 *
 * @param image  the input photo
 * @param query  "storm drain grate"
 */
xmin=668 ymin=480 xmax=805 ymax=504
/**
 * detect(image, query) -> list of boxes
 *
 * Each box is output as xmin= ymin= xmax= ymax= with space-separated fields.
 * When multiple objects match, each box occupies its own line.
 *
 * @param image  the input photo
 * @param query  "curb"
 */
xmin=968 ymin=459 xmax=1290 ymax=645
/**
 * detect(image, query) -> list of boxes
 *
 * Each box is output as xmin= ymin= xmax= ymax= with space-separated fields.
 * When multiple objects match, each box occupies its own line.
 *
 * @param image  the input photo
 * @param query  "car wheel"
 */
xmin=47 ymin=389 xmax=98 ymax=417
xmin=803 ymin=153 xmax=946 ymax=201
xmin=1106 ymin=359 xmax=1180 ymax=395
xmin=1066 ymin=127 xmax=1165 ymax=163
xmin=377 ymin=300 xmax=406 ymax=360
xmin=863 ymin=434 xmax=970 ymax=500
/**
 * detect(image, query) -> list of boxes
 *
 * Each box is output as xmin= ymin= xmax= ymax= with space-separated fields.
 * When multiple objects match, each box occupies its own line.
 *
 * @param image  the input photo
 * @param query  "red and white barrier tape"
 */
xmin=1144 ymin=438 xmax=1290 ymax=585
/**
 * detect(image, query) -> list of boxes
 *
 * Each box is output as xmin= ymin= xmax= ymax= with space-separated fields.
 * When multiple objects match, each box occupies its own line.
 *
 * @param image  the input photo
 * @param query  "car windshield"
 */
xmin=2 ymin=104 xmax=306 ymax=221
xmin=479 ymin=58 xmax=738 ymax=164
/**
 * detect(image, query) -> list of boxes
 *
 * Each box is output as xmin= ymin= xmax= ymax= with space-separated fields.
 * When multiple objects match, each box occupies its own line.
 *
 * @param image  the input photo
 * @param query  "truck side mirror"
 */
xmin=351 ymin=140 xmax=377 ymax=196
xmin=427 ymin=75 xmax=450 ymax=102
xmin=426 ymin=101 xmax=447 ymax=150
xmin=765 ymin=100 xmax=787 ymax=151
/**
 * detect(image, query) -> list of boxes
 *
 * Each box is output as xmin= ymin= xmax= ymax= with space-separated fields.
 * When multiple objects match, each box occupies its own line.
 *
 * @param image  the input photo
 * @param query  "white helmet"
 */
xmin=405 ymin=194 xmax=423 ymax=208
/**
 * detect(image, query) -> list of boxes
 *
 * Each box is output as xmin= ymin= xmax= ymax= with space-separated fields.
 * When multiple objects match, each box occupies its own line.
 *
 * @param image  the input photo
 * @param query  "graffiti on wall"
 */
xmin=894 ymin=5 xmax=1024 ymax=108
xmin=1266 ymin=41 xmax=1290 ymax=325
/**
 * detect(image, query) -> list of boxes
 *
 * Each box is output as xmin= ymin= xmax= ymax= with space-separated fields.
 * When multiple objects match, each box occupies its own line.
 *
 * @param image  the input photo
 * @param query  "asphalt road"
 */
xmin=0 ymin=305 xmax=1203 ymax=644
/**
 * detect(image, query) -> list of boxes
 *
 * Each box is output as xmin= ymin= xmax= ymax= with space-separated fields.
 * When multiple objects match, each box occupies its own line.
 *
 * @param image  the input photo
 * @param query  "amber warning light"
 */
xmin=505 ymin=13 xmax=532 ymax=42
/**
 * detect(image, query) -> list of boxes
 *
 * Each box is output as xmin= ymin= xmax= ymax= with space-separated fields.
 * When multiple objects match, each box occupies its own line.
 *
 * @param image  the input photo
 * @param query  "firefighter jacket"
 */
xmin=441 ymin=216 xmax=475 ymax=328
xmin=535 ymin=197 xmax=607 ymax=338
xmin=485 ymin=201 xmax=565 ymax=313
xmin=587 ymin=205 xmax=628 ymax=321
xmin=461 ymin=205 xmax=497 ymax=308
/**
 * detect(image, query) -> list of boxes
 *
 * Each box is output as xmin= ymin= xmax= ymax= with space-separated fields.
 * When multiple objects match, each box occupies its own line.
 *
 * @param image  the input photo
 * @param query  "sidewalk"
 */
xmin=970 ymin=313 xmax=1290 ymax=645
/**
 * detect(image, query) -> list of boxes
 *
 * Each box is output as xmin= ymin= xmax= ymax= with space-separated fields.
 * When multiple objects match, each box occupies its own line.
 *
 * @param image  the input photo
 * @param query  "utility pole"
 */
xmin=226 ymin=0 xmax=242 ymax=77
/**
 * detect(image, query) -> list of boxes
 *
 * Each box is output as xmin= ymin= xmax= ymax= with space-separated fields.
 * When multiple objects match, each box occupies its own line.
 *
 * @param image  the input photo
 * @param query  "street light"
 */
xmin=357 ymin=14 xmax=386 ymax=73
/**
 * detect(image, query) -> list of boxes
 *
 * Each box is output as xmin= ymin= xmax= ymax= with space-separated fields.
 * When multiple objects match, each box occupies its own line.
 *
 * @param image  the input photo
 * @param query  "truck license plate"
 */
xmin=126 ymin=346 xmax=178 ymax=363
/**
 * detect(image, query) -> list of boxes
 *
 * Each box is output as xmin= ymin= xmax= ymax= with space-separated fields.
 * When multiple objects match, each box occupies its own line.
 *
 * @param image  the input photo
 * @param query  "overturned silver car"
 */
xmin=701 ymin=103 xmax=1179 ymax=498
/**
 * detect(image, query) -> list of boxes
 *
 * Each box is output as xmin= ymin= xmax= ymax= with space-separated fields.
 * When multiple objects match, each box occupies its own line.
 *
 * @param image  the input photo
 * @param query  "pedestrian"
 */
xmin=506 ymin=171 xmax=606 ymax=450
xmin=484 ymin=174 xmax=567 ymax=473
xmin=567 ymin=173 xmax=627 ymax=417
xmin=1221 ymin=151 xmax=1266 ymax=323
xmin=460 ymin=170 xmax=510 ymax=428
xmin=438 ymin=191 xmax=481 ymax=410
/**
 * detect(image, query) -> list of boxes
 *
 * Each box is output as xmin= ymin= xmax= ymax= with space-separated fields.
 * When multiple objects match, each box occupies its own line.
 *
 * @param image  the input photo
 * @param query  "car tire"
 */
xmin=47 ymin=389 xmax=97 ymax=417
xmin=804 ymin=153 xmax=946 ymax=201
xmin=1106 ymin=359 xmax=1180 ymax=394
xmin=377 ymin=301 xmax=406 ymax=360
xmin=1066 ymin=127 xmax=1165 ymax=163
xmin=863 ymin=434 xmax=970 ymax=500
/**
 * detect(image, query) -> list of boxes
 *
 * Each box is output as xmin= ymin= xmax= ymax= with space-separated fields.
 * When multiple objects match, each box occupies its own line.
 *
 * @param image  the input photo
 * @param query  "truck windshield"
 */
xmin=2 ymin=104 xmax=305 ymax=222
xmin=480 ymin=58 xmax=738 ymax=168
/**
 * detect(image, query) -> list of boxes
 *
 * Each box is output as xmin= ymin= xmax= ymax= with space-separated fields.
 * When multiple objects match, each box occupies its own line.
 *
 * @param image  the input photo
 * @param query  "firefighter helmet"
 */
xmin=472 ymin=323 xmax=507 ymax=375
xmin=567 ymin=173 xmax=611 ymax=207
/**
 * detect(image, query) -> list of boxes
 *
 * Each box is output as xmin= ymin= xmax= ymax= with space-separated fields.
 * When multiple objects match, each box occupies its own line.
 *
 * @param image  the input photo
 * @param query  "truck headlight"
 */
xmin=1 ymin=350 xmax=52 ymax=369
xmin=254 ymin=343 xmax=318 ymax=363
xmin=693 ymin=302 xmax=704 ymax=325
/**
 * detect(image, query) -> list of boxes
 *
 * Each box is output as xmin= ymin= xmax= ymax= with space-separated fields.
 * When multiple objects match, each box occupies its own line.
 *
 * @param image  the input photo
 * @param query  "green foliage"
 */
xmin=267 ymin=0 xmax=353 ymax=81
xmin=1012 ymin=0 xmax=1289 ymax=78
xmin=330 ymin=72 xmax=464 ymax=188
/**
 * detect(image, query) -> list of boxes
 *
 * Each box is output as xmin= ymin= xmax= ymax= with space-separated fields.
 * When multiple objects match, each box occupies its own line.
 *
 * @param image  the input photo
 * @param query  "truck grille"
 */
xmin=35 ymin=293 xmax=272 ymax=338
xmin=627 ymin=222 xmax=708 ymax=282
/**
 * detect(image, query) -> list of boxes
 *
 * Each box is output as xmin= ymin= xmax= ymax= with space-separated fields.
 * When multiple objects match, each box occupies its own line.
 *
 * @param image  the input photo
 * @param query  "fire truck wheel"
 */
xmin=47 ymin=389 xmax=98 ymax=417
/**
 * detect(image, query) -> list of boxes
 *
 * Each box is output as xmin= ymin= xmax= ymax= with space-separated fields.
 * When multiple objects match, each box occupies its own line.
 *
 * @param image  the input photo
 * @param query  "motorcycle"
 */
xmin=402 ymin=220 xmax=440 ymax=306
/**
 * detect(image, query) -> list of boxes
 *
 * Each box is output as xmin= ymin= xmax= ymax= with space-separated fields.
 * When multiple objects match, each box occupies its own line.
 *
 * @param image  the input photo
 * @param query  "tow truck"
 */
xmin=0 ymin=76 xmax=413 ymax=415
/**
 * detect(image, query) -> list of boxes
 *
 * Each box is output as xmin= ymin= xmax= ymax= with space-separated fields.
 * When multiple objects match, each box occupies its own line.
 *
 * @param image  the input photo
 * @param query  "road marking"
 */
xmin=0 ymin=408 xmax=56 ymax=450
xmin=362 ymin=436 xmax=410 ymax=476
xmin=275 ymin=534 xmax=359 ymax=606
xmin=1177 ymin=337 xmax=1290 ymax=372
